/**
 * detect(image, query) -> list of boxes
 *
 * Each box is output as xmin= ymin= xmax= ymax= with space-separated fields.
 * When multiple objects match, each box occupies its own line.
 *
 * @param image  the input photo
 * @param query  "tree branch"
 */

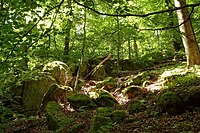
xmin=73 ymin=0 xmax=200 ymax=18
xmin=137 ymin=7 xmax=194 ymax=31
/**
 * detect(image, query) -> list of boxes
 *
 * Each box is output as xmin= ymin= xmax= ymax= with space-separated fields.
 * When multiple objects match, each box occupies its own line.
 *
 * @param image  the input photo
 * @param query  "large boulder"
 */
xmin=39 ymin=84 xmax=73 ymax=114
xmin=91 ymin=65 xmax=106 ymax=81
xmin=67 ymin=93 xmax=97 ymax=110
xmin=14 ymin=61 xmax=72 ymax=115
xmin=14 ymin=76 xmax=56 ymax=115
xmin=94 ymin=92 xmax=118 ymax=107
xmin=156 ymin=92 xmax=185 ymax=114
xmin=43 ymin=61 xmax=72 ymax=85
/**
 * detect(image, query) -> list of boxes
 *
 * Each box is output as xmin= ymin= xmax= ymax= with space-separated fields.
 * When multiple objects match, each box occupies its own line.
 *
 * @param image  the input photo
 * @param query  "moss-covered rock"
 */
xmin=89 ymin=115 xmax=113 ymax=133
xmin=91 ymin=65 xmax=106 ymax=81
xmin=96 ymin=81 xmax=104 ymax=88
xmin=46 ymin=101 xmax=62 ymax=114
xmin=67 ymin=93 xmax=97 ymax=109
xmin=128 ymin=100 xmax=147 ymax=114
xmin=97 ymin=107 xmax=114 ymax=117
xmin=111 ymin=110 xmax=127 ymax=123
xmin=156 ymin=92 xmax=185 ymax=114
xmin=39 ymin=84 xmax=73 ymax=114
xmin=102 ymin=77 xmax=117 ymax=91
xmin=95 ymin=92 xmax=118 ymax=107
xmin=123 ymin=72 xmax=150 ymax=87
xmin=43 ymin=61 xmax=72 ymax=85
xmin=14 ymin=76 xmax=56 ymax=116
xmin=46 ymin=113 xmax=59 ymax=131
xmin=122 ymin=85 xmax=141 ymax=98
xmin=182 ymin=87 xmax=200 ymax=107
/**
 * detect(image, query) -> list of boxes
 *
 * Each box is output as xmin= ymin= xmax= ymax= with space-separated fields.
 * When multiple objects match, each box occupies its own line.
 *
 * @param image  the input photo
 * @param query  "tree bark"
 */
xmin=64 ymin=0 xmax=72 ymax=58
xmin=174 ymin=0 xmax=200 ymax=68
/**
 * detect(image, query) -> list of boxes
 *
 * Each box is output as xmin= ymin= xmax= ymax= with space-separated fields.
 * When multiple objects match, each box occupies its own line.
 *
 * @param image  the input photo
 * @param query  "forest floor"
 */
xmin=2 ymin=61 xmax=200 ymax=133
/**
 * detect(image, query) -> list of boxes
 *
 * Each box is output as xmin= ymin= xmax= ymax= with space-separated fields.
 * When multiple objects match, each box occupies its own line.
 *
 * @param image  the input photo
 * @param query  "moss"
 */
xmin=89 ymin=115 xmax=113 ymax=133
xmin=95 ymin=93 xmax=118 ymax=107
xmin=122 ymin=85 xmax=140 ymax=98
xmin=156 ymin=92 xmax=185 ymax=114
xmin=128 ymin=100 xmax=146 ymax=114
xmin=111 ymin=110 xmax=127 ymax=123
xmin=97 ymin=107 xmax=114 ymax=117
xmin=46 ymin=113 xmax=59 ymax=131
xmin=67 ymin=93 xmax=97 ymax=109
xmin=182 ymin=87 xmax=200 ymax=107
xmin=163 ymin=72 xmax=200 ymax=89
xmin=67 ymin=123 xmax=85 ymax=133
xmin=46 ymin=101 xmax=62 ymax=115
xmin=102 ymin=77 xmax=117 ymax=91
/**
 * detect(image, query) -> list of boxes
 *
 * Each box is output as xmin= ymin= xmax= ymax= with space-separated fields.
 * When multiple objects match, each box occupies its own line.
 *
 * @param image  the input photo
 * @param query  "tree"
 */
xmin=174 ymin=0 xmax=200 ymax=68
xmin=63 ymin=0 xmax=73 ymax=59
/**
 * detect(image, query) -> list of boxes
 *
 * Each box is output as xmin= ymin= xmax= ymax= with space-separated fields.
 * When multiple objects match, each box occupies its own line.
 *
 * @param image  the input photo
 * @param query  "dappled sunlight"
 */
xmin=160 ymin=68 xmax=188 ymax=78
xmin=114 ymin=93 xmax=130 ymax=105
xmin=145 ymin=79 xmax=165 ymax=92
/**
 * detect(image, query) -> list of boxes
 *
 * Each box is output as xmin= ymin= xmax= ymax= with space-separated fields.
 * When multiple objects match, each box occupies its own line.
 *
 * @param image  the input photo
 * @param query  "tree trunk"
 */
xmin=174 ymin=0 xmax=200 ymax=68
xmin=128 ymin=37 xmax=131 ymax=60
xmin=64 ymin=0 xmax=72 ymax=58
xmin=133 ymin=37 xmax=138 ymax=58
xmin=116 ymin=16 xmax=121 ymax=66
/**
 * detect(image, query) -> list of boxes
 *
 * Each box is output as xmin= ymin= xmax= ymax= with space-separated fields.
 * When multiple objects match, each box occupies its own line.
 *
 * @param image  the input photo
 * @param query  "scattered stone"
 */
xmin=156 ymin=92 xmax=185 ymax=114
xmin=111 ymin=110 xmax=127 ymax=123
xmin=67 ymin=93 xmax=97 ymax=110
xmin=89 ymin=115 xmax=113 ymax=133
xmin=43 ymin=61 xmax=72 ymax=85
xmin=95 ymin=92 xmax=118 ymax=107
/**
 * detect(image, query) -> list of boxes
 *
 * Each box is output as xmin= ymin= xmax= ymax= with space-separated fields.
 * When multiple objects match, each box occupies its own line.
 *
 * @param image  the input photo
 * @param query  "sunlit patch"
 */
xmin=64 ymin=103 xmax=75 ymax=112
xmin=160 ymin=68 xmax=187 ymax=78
xmin=145 ymin=79 xmax=165 ymax=93
xmin=114 ymin=93 xmax=130 ymax=105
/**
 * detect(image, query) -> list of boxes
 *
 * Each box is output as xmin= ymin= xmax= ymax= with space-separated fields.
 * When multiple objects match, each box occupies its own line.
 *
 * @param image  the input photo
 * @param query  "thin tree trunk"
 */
xmin=116 ymin=16 xmax=121 ymax=66
xmin=133 ymin=37 xmax=138 ymax=58
xmin=128 ymin=37 xmax=131 ymax=60
xmin=74 ymin=8 xmax=87 ymax=90
xmin=63 ymin=0 xmax=72 ymax=59
xmin=174 ymin=0 xmax=200 ymax=68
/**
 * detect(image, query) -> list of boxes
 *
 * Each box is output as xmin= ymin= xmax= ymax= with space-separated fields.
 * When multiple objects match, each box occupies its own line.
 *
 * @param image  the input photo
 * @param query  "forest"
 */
xmin=1 ymin=0 xmax=200 ymax=132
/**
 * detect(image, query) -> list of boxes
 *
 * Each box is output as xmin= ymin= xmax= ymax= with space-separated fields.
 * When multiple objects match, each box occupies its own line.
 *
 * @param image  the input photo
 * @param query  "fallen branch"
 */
xmin=84 ymin=53 xmax=112 ymax=79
